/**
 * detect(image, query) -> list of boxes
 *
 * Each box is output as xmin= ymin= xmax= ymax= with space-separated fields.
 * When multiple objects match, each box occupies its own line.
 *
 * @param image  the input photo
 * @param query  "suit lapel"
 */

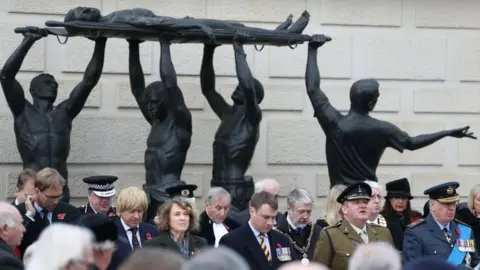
xmin=366 ymin=224 xmax=378 ymax=242
xmin=139 ymin=223 xmax=145 ymax=245
xmin=114 ymin=218 xmax=132 ymax=253
xmin=268 ymin=231 xmax=281 ymax=267
xmin=244 ymin=226 xmax=271 ymax=269
xmin=450 ymin=222 xmax=459 ymax=244
xmin=426 ymin=215 xmax=450 ymax=244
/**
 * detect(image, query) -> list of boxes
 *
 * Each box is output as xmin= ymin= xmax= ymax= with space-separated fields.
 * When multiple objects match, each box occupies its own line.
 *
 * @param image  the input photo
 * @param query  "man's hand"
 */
xmin=24 ymin=194 xmax=35 ymax=213
xmin=449 ymin=126 xmax=477 ymax=139
xmin=308 ymin=34 xmax=332 ymax=49
xmin=233 ymin=28 xmax=249 ymax=45
xmin=22 ymin=26 xmax=46 ymax=41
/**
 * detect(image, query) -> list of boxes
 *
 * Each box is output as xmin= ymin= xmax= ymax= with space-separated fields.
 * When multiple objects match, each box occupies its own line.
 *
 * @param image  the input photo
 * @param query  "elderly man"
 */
xmin=313 ymin=182 xmax=394 ymax=270
xmin=194 ymin=187 xmax=240 ymax=247
xmin=229 ymin=178 xmax=281 ymax=224
xmin=0 ymin=202 xmax=25 ymax=270
xmin=78 ymin=176 xmax=118 ymax=216
xmin=402 ymin=182 xmax=480 ymax=268
xmin=364 ymin=181 xmax=387 ymax=227
xmin=348 ymin=242 xmax=401 ymax=270
xmin=276 ymin=188 xmax=323 ymax=264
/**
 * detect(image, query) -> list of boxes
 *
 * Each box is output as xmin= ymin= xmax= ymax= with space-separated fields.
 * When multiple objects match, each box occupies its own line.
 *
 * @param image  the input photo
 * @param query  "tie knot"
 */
xmin=259 ymin=233 xmax=265 ymax=239
xmin=130 ymin=227 xmax=138 ymax=234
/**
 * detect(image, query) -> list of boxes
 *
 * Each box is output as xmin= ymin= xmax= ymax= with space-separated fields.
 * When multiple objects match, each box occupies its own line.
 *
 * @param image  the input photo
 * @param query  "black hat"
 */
xmin=336 ymin=182 xmax=372 ymax=204
xmin=76 ymin=213 xmax=118 ymax=249
xmin=423 ymin=181 xmax=460 ymax=203
xmin=165 ymin=183 xmax=198 ymax=198
xmin=83 ymin=175 xmax=118 ymax=197
xmin=385 ymin=178 xmax=413 ymax=200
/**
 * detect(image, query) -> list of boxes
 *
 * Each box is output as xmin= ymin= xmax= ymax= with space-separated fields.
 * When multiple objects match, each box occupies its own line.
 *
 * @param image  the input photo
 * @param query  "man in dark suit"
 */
xmin=403 ymin=182 xmax=480 ymax=268
xmin=16 ymin=167 xmax=80 ymax=258
xmin=275 ymin=188 xmax=323 ymax=264
xmin=11 ymin=169 xmax=36 ymax=206
xmin=108 ymin=187 xmax=159 ymax=270
xmin=77 ymin=175 xmax=118 ymax=217
xmin=194 ymin=187 xmax=240 ymax=246
xmin=220 ymin=191 xmax=295 ymax=269
xmin=0 ymin=202 xmax=25 ymax=270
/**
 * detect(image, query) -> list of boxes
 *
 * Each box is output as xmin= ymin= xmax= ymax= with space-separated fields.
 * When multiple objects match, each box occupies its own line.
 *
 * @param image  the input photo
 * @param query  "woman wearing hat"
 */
xmin=380 ymin=178 xmax=422 ymax=251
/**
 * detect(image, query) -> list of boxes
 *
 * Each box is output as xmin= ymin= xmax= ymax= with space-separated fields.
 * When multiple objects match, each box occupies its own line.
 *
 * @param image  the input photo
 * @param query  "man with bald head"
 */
xmin=229 ymin=178 xmax=281 ymax=224
xmin=0 ymin=202 xmax=25 ymax=269
xmin=279 ymin=261 xmax=329 ymax=270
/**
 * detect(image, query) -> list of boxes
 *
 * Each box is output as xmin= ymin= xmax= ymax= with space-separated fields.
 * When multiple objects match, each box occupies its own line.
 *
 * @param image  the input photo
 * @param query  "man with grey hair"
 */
xmin=194 ymin=187 xmax=240 ymax=246
xmin=348 ymin=242 xmax=401 ymax=270
xmin=182 ymin=246 xmax=250 ymax=270
xmin=230 ymin=178 xmax=281 ymax=224
xmin=279 ymin=261 xmax=329 ymax=270
xmin=0 ymin=202 xmax=25 ymax=270
xmin=276 ymin=188 xmax=322 ymax=264
xmin=364 ymin=180 xmax=387 ymax=227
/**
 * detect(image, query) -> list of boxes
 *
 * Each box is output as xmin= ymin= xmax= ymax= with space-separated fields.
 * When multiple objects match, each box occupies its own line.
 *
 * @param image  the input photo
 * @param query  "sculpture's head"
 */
xmin=231 ymin=78 xmax=264 ymax=105
xmin=64 ymin=6 xmax=102 ymax=23
xmin=145 ymin=81 xmax=168 ymax=119
xmin=30 ymin=74 xmax=58 ymax=103
xmin=349 ymin=78 xmax=380 ymax=113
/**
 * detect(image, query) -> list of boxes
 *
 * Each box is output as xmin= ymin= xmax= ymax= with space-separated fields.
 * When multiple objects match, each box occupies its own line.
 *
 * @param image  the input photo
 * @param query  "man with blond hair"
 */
xmin=108 ymin=187 xmax=158 ymax=270
xmin=15 ymin=167 xmax=79 ymax=258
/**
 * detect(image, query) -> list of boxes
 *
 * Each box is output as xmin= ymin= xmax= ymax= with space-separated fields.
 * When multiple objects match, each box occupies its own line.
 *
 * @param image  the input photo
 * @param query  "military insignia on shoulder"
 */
xmin=407 ymin=219 xmax=425 ymax=228
xmin=454 ymin=218 xmax=470 ymax=227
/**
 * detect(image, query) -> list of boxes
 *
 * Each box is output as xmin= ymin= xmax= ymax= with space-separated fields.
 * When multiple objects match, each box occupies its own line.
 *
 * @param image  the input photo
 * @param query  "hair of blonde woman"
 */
xmin=116 ymin=187 xmax=149 ymax=214
xmin=25 ymin=223 xmax=94 ymax=270
xmin=323 ymin=184 xmax=347 ymax=226
xmin=35 ymin=167 xmax=66 ymax=191
xmin=467 ymin=184 xmax=480 ymax=213
xmin=155 ymin=197 xmax=198 ymax=232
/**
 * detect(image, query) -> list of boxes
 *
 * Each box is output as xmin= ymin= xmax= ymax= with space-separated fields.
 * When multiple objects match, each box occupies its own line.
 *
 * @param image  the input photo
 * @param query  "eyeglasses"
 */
xmin=42 ymin=192 xmax=63 ymax=201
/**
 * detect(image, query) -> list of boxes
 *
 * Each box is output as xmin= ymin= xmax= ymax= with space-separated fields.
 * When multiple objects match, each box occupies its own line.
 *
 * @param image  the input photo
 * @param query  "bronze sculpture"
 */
xmin=128 ymin=38 xmax=192 ymax=222
xmin=0 ymin=27 xmax=106 ymax=203
xmin=200 ymin=28 xmax=263 ymax=215
xmin=305 ymin=34 xmax=477 ymax=187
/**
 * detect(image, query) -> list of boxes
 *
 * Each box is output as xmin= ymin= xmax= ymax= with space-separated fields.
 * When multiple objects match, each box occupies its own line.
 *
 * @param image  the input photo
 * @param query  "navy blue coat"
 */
xmin=402 ymin=214 xmax=480 ymax=268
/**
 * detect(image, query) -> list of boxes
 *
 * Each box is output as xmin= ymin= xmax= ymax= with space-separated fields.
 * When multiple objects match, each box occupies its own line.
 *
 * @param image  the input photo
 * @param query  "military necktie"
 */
xmin=129 ymin=227 xmax=141 ymax=249
xmin=259 ymin=233 xmax=272 ymax=262
xmin=443 ymin=228 xmax=452 ymax=243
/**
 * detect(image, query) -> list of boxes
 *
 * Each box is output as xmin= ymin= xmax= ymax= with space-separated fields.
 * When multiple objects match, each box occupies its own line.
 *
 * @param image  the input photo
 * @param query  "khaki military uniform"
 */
xmin=313 ymin=220 xmax=394 ymax=270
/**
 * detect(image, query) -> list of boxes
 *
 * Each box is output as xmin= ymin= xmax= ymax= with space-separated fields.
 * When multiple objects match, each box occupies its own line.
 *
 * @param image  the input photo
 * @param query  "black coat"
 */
xmin=193 ymin=211 xmax=240 ymax=246
xmin=143 ymin=230 xmax=207 ymax=258
xmin=0 ymin=239 xmax=23 ymax=270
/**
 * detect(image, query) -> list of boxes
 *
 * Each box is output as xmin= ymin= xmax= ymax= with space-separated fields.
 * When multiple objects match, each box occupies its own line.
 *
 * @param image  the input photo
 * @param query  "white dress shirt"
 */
xmin=350 ymin=222 xmax=369 ymax=243
xmin=213 ymin=222 xmax=229 ymax=247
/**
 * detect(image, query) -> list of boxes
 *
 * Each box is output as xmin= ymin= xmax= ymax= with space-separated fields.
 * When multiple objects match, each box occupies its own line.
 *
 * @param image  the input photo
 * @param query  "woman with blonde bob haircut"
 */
xmin=316 ymin=184 xmax=347 ymax=227
xmin=144 ymin=197 xmax=207 ymax=259
xmin=456 ymin=184 xmax=480 ymax=249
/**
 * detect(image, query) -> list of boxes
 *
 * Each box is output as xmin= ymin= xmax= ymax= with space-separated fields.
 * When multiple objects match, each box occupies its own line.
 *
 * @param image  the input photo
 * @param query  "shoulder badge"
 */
xmin=454 ymin=218 xmax=470 ymax=227
xmin=407 ymin=218 xmax=425 ymax=228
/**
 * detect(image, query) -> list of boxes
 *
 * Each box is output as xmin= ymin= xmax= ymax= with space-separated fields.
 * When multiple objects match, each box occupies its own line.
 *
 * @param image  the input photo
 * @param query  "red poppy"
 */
xmin=108 ymin=212 xmax=116 ymax=217
xmin=145 ymin=232 xmax=152 ymax=240
xmin=456 ymin=228 xmax=461 ymax=235
xmin=277 ymin=243 xmax=282 ymax=248
xmin=57 ymin=213 xmax=65 ymax=220
xmin=194 ymin=248 xmax=200 ymax=255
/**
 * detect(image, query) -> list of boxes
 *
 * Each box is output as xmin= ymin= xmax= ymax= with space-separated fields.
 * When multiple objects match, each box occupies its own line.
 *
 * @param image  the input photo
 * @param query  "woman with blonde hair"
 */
xmin=144 ymin=197 xmax=207 ymax=259
xmin=456 ymin=184 xmax=480 ymax=248
xmin=316 ymin=184 xmax=346 ymax=227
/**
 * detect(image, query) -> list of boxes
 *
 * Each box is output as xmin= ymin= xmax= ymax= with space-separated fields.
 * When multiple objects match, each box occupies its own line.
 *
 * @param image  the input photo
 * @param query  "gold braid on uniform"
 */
xmin=274 ymin=224 xmax=315 ymax=259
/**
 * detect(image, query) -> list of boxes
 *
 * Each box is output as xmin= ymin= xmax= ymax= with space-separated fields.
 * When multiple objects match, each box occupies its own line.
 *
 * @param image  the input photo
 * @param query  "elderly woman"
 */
xmin=316 ymin=184 xmax=346 ymax=227
xmin=365 ymin=180 xmax=387 ymax=227
xmin=456 ymin=184 xmax=480 ymax=248
xmin=380 ymin=178 xmax=422 ymax=251
xmin=144 ymin=197 xmax=207 ymax=259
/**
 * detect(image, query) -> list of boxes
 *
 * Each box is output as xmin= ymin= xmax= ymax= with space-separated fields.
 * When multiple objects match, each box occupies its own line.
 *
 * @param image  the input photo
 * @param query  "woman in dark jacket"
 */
xmin=380 ymin=178 xmax=422 ymax=251
xmin=144 ymin=197 xmax=207 ymax=259
xmin=455 ymin=184 xmax=480 ymax=249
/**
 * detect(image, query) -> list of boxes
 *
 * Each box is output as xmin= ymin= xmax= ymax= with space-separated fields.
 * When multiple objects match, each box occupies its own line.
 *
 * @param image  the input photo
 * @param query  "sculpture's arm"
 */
xmin=129 ymin=41 xmax=153 ymax=124
xmin=200 ymin=45 xmax=231 ymax=119
xmin=403 ymin=130 xmax=452 ymax=151
xmin=160 ymin=41 xmax=192 ymax=131
xmin=387 ymin=122 xmax=456 ymax=152
xmin=0 ymin=36 xmax=36 ymax=117
xmin=306 ymin=45 xmax=341 ymax=131
xmin=233 ymin=34 xmax=261 ymax=124
xmin=65 ymin=38 xmax=106 ymax=119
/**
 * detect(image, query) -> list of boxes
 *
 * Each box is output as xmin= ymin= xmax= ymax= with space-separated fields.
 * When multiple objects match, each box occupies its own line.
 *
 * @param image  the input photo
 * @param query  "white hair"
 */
xmin=182 ymin=246 xmax=249 ymax=270
xmin=364 ymin=180 xmax=386 ymax=197
xmin=206 ymin=187 xmax=231 ymax=204
xmin=25 ymin=223 xmax=94 ymax=270
xmin=254 ymin=178 xmax=280 ymax=194
xmin=348 ymin=242 xmax=401 ymax=270
xmin=287 ymin=188 xmax=314 ymax=208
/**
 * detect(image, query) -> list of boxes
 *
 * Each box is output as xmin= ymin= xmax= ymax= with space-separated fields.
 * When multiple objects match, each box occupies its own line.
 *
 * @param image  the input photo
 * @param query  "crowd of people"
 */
xmin=1 ymin=167 xmax=480 ymax=270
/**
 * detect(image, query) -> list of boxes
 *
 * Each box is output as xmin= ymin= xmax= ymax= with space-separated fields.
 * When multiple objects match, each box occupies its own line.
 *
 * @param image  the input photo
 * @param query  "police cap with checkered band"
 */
xmin=82 ymin=175 xmax=117 ymax=198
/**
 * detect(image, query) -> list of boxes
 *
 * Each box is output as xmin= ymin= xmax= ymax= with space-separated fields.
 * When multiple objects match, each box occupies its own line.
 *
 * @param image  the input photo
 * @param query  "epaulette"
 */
xmin=454 ymin=218 xmax=470 ymax=227
xmin=407 ymin=219 xmax=425 ymax=228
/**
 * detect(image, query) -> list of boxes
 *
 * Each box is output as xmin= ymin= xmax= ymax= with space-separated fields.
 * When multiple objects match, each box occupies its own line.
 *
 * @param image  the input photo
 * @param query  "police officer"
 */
xmin=165 ymin=182 xmax=198 ymax=205
xmin=313 ymin=182 xmax=394 ymax=270
xmin=78 ymin=175 xmax=117 ymax=216
xmin=402 ymin=182 xmax=479 ymax=268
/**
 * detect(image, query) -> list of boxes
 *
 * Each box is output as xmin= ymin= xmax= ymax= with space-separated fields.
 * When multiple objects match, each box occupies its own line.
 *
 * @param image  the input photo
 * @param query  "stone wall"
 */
xmin=0 ymin=0 xmax=479 ymax=217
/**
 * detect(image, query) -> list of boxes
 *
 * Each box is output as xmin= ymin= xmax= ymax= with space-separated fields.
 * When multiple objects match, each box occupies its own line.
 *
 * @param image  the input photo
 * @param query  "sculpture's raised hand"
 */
xmin=22 ymin=26 xmax=47 ymax=41
xmin=233 ymin=28 xmax=250 ymax=45
xmin=308 ymin=34 xmax=332 ymax=49
xmin=450 ymin=126 xmax=477 ymax=139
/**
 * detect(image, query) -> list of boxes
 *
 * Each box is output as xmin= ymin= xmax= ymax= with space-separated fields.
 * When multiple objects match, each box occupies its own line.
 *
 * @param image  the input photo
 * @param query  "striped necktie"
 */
xmin=259 ymin=233 xmax=272 ymax=262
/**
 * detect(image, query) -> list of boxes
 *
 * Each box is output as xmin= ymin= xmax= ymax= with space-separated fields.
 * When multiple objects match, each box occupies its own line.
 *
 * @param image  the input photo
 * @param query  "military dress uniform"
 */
xmin=78 ymin=175 xmax=118 ymax=217
xmin=313 ymin=182 xmax=394 ymax=270
xmin=402 ymin=182 xmax=480 ymax=269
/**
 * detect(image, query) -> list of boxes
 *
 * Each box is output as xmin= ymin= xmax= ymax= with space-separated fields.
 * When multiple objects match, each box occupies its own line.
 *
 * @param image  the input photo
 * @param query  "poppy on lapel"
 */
xmin=108 ymin=212 xmax=116 ymax=217
xmin=456 ymin=228 xmax=461 ymax=235
xmin=145 ymin=232 xmax=152 ymax=240
xmin=57 ymin=213 xmax=65 ymax=220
